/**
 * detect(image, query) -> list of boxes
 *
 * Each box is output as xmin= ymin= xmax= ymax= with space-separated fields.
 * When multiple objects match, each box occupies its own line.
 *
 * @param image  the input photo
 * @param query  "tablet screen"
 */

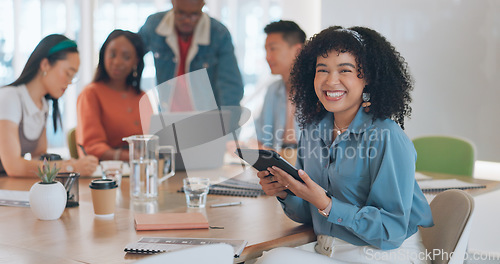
xmin=235 ymin=148 xmax=304 ymax=184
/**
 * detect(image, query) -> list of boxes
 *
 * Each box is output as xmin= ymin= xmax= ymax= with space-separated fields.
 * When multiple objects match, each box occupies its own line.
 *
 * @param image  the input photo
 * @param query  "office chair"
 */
xmin=413 ymin=135 xmax=476 ymax=177
xmin=132 ymin=243 xmax=234 ymax=264
xmin=67 ymin=128 xmax=78 ymax=159
xmin=420 ymin=189 xmax=475 ymax=264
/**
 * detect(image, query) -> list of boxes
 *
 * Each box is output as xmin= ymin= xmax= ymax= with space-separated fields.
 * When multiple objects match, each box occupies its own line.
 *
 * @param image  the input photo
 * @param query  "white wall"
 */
xmin=281 ymin=0 xmax=321 ymax=40
xmin=321 ymin=0 xmax=500 ymax=162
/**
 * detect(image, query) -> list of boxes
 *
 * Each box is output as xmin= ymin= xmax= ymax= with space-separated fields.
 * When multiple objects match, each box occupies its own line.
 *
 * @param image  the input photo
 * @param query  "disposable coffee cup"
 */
xmin=89 ymin=179 xmax=118 ymax=218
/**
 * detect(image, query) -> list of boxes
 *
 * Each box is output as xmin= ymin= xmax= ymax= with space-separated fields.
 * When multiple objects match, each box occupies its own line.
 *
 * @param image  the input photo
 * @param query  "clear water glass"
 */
xmin=183 ymin=178 xmax=210 ymax=208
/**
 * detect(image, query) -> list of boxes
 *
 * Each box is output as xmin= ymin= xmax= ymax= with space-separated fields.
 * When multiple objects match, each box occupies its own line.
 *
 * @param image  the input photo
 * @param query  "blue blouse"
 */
xmin=279 ymin=108 xmax=433 ymax=250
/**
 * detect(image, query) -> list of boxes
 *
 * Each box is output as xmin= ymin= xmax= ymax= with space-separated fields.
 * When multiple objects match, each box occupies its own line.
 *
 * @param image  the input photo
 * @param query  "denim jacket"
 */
xmin=138 ymin=10 xmax=244 ymax=109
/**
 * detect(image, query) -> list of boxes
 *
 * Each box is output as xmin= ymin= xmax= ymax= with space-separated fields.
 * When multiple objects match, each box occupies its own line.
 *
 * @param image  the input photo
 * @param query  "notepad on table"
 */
xmin=415 ymin=172 xmax=433 ymax=181
xmin=417 ymin=179 xmax=486 ymax=193
xmin=0 ymin=190 xmax=30 ymax=207
xmin=91 ymin=163 xmax=130 ymax=177
xmin=178 ymin=178 xmax=266 ymax=197
xmin=124 ymin=237 xmax=247 ymax=257
xmin=134 ymin=213 xmax=209 ymax=231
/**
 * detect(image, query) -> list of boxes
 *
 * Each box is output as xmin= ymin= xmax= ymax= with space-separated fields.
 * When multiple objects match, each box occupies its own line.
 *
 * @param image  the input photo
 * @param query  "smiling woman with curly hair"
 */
xmin=256 ymin=26 xmax=433 ymax=264
xmin=291 ymin=26 xmax=414 ymax=129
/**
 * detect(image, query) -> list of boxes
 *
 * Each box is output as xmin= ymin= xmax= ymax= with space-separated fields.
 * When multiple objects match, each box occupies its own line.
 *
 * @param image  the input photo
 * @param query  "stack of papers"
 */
xmin=417 ymin=179 xmax=486 ymax=192
xmin=0 ymin=190 xmax=30 ymax=207
xmin=124 ymin=237 xmax=247 ymax=257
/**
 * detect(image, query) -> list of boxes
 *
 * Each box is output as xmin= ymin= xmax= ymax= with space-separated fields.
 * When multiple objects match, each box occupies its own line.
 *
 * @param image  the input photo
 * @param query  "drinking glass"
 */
xmin=183 ymin=178 xmax=210 ymax=208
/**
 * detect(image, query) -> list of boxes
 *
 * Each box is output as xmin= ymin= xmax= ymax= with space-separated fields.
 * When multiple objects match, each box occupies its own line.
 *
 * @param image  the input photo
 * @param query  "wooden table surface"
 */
xmin=0 ymin=165 xmax=315 ymax=264
xmin=1 ymin=168 xmax=497 ymax=264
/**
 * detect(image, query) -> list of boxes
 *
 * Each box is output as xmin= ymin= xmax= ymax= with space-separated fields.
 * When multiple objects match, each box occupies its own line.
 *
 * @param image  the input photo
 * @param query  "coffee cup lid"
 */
xmin=89 ymin=179 xmax=118 ymax=189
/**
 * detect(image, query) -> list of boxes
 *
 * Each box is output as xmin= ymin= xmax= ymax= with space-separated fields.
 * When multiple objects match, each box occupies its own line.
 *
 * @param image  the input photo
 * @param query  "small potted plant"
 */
xmin=29 ymin=158 xmax=67 ymax=220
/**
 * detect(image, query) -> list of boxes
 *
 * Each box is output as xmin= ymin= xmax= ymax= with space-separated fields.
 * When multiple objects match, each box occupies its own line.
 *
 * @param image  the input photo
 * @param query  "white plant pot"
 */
xmin=29 ymin=181 xmax=67 ymax=220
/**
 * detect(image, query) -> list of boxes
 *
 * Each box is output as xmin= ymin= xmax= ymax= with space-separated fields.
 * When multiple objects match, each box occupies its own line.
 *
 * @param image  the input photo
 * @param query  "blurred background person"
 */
xmin=77 ymin=30 xmax=149 ymax=161
xmin=138 ymin=0 xmax=243 ymax=129
xmin=0 ymin=34 xmax=98 ymax=177
xmin=255 ymin=20 xmax=305 ymax=164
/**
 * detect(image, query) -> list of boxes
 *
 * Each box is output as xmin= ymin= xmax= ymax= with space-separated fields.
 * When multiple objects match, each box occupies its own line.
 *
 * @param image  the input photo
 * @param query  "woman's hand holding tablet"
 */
xmin=235 ymin=148 xmax=304 ymax=196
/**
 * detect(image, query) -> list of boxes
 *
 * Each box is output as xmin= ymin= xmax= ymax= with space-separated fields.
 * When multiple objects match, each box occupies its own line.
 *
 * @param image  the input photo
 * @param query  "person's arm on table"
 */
xmin=0 ymin=120 xmax=97 ymax=177
xmin=77 ymin=87 xmax=121 ymax=160
xmin=269 ymin=129 xmax=423 ymax=250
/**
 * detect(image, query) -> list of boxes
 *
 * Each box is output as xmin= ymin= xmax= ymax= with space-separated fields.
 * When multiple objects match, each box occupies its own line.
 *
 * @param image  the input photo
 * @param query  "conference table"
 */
xmin=1 ymin=166 xmax=499 ymax=264
xmin=0 ymin=164 xmax=315 ymax=264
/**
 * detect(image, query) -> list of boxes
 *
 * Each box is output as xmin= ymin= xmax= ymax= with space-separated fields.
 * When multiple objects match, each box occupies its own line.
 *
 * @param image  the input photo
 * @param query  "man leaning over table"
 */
xmin=138 ymin=0 xmax=244 ymax=125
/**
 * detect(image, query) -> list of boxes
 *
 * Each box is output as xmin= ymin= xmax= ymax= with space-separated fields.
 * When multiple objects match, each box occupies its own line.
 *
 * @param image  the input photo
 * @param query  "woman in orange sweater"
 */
xmin=77 ymin=30 xmax=150 ymax=161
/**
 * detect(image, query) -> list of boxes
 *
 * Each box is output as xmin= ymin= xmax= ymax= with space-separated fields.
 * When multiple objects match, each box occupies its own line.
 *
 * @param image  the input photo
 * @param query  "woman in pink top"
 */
xmin=77 ymin=30 xmax=151 ymax=161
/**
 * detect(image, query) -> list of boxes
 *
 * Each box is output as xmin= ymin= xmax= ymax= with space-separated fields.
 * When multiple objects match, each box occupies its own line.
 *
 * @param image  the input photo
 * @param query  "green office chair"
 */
xmin=413 ymin=135 xmax=475 ymax=177
xmin=67 ymin=128 xmax=78 ymax=159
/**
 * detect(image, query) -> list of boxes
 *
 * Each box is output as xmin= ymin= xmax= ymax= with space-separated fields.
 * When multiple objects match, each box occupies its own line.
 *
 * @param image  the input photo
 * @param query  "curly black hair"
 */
xmin=290 ymin=26 xmax=413 ymax=129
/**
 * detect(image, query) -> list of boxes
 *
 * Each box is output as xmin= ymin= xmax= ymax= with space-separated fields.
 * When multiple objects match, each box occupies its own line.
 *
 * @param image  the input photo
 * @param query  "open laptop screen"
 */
xmin=148 ymin=110 xmax=232 ymax=171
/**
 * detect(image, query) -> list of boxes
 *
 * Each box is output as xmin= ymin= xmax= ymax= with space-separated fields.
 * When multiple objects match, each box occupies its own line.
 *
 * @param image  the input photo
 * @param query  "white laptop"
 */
xmin=148 ymin=110 xmax=233 ymax=171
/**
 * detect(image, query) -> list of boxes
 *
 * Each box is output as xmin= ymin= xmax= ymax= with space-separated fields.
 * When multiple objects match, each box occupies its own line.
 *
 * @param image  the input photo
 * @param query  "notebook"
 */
xmin=148 ymin=110 xmax=232 ymax=171
xmin=178 ymin=178 xmax=266 ymax=198
xmin=134 ymin=213 xmax=209 ymax=231
xmin=124 ymin=237 xmax=248 ymax=257
xmin=417 ymin=179 xmax=486 ymax=193
xmin=415 ymin=172 xmax=433 ymax=181
xmin=0 ymin=190 xmax=30 ymax=207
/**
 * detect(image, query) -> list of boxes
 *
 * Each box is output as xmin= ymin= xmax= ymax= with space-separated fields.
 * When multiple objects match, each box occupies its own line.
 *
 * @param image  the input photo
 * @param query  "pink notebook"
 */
xmin=134 ymin=213 xmax=209 ymax=231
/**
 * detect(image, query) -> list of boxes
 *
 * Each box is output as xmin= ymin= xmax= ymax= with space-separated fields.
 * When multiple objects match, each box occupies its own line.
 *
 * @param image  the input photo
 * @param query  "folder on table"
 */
xmin=417 ymin=179 xmax=486 ymax=193
xmin=134 ymin=212 xmax=209 ymax=231
xmin=124 ymin=237 xmax=247 ymax=257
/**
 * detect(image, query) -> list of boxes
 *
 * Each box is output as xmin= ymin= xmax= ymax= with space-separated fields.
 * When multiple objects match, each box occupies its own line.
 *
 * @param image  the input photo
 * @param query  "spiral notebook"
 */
xmin=124 ymin=237 xmax=247 ymax=257
xmin=417 ymin=179 xmax=486 ymax=193
xmin=0 ymin=190 xmax=30 ymax=207
xmin=178 ymin=178 xmax=265 ymax=197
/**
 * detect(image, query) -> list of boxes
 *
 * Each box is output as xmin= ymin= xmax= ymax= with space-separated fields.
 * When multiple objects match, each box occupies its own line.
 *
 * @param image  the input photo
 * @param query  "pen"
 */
xmin=210 ymin=201 xmax=242 ymax=208
xmin=78 ymin=144 xmax=88 ymax=156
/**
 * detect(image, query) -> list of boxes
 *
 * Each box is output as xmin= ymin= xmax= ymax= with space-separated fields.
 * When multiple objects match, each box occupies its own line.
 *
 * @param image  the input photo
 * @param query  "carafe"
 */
xmin=123 ymin=135 xmax=175 ymax=200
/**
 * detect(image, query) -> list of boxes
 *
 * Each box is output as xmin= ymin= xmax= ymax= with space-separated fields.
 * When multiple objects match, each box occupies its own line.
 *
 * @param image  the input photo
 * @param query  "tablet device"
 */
xmin=235 ymin=148 xmax=303 ymax=195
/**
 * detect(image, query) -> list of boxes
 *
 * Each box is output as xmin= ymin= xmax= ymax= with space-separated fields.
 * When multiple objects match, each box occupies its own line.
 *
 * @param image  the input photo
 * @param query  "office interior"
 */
xmin=1 ymin=0 xmax=499 ymax=180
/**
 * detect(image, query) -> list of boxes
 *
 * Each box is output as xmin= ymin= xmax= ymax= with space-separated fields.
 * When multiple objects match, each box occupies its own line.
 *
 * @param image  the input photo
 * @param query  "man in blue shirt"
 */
xmin=255 ymin=21 xmax=305 ymax=164
xmin=138 ymin=0 xmax=243 ymax=120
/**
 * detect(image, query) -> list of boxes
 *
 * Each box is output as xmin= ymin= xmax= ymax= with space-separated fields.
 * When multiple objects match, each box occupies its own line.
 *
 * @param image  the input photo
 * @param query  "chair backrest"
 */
xmin=67 ymin=128 xmax=78 ymax=159
xmin=133 ymin=243 xmax=234 ymax=264
xmin=413 ymin=135 xmax=475 ymax=177
xmin=420 ymin=189 xmax=475 ymax=264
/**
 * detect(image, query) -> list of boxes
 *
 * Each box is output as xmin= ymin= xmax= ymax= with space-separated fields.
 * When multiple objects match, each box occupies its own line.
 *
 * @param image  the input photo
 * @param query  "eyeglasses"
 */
xmin=174 ymin=10 xmax=202 ymax=21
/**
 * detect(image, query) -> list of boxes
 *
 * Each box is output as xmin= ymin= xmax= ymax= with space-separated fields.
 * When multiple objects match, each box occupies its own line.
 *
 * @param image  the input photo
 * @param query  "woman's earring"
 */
xmin=132 ymin=67 xmax=138 ymax=78
xmin=316 ymin=100 xmax=323 ymax=112
xmin=42 ymin=71 xmax=47 ymax=77
xmin=362 ymin=92 xmax=371 ymax=112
